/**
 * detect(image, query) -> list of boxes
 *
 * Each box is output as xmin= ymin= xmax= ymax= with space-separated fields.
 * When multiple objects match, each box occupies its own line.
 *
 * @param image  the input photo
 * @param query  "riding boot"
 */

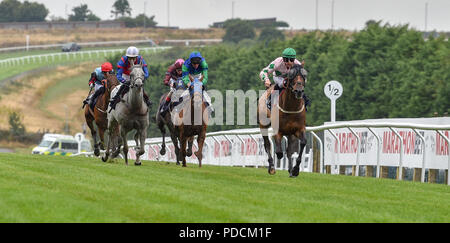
xmin=266 ymin=85 xmax=282 ymax=111
xmin=303 ymin=93 xmax=311 ymax=112
xmin=89 ymin=87 xmax=105 ymax=110
xmin=143 ymin=91 xmax=152 ymax=110
xmin=202 ymin=91 xmax=214 ymax=115
xmin=160 ymin=95 xmax=172 ymax=117
xmin=109 ymin=83 xmax=127 ymax=111
xmin=83 ymin=96 xmax=91 ymax=106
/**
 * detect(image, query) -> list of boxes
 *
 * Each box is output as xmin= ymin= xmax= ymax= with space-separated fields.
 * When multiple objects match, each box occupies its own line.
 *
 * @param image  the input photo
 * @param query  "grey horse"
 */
xmin=102 ymin=64 xmax=149 ymax=165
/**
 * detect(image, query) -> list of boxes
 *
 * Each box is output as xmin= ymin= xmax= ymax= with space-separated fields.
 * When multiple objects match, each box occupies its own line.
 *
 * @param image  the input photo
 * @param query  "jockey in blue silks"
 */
xmin=179 ymin=51 xmax=213 ymax=114
xmin=83 ymin=62 xmax=113 ymax=109
xmin=109 ymin=46 xmax=152 ymax=111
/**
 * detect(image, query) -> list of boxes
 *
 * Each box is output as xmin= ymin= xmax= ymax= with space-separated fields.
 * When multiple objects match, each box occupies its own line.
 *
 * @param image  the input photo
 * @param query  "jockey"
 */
xmin=109 ymin=46 xmax=152 ymax=111
xmin=159 ymin=58 xmax=184 ymax=117
xmin=260 ymin=47 xmax=311 ymax=110
xmin=83 ymin=62 xmax=113 ymax=109
xmin=181 ymin=51 xmax=213 ymax=114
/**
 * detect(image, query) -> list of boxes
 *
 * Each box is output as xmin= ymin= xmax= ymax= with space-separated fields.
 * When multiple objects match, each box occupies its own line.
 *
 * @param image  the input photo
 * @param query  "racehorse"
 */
xmin=156 ymin=78 xmax=194 ymax=165
xmin=257 ymin=64 xmax=307 ymax=177
xmin=102 ymin=64 xmax=149 ymax=165
xmin=173 ymin=78 xmax=208 ymax=167
xmin=84 ymin=73 xmax=119 ymax=156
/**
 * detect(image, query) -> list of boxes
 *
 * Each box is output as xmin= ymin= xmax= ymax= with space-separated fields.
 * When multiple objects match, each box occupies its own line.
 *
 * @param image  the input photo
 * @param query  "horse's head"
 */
xmin=175 ymin=78 xmax=185 ymax=90
xmin=130 ymin=64 xmax=145 ymax=90
xmin=191 ymin=78 xmax=203 ymax=109
xmin=104 ymin=73 xmax=119 ymax=93
xmin=287 ymin=64 xmax=307 ymax=100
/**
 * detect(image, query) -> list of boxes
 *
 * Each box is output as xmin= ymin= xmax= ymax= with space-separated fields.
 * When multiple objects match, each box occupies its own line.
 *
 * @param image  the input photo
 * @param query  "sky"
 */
xmin=28 ymin=0 xmax=450 ymax=31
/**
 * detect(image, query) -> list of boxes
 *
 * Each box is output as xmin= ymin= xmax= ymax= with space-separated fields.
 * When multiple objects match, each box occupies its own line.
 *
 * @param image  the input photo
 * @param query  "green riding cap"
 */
xmin=282 ymin=48 xmax=296 ymax=58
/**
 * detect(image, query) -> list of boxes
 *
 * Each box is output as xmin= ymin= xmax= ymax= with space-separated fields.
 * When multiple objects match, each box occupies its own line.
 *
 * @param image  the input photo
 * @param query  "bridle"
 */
xmin=286 ymin=67 xmax=306 ymax=100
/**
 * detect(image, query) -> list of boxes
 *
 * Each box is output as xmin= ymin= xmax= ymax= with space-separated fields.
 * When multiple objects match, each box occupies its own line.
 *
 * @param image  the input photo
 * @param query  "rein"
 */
xmin=277 ymin=103 xmax=304 ymax=114
xmin=278 ymin=67 xmax=305 ymax=114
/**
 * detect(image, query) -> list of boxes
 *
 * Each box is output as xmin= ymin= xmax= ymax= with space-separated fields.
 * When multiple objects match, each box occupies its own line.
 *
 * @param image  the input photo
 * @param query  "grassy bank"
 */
xmin=0 ymin=153 xmax=448 ymax=223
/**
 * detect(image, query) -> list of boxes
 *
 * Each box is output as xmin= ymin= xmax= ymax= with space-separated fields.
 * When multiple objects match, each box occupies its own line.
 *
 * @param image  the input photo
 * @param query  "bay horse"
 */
xmin=102 ymin=64 xmax=149 ymax=165
xmin=156 ymin=78 xmax=194 ymax=165
xmin=257 ymin=64 xmax=307 ymax=177
xmin=173 ymin=78 xmax=208 ymax=167
xmin=84 ymin=73 xmax=119 ymax=156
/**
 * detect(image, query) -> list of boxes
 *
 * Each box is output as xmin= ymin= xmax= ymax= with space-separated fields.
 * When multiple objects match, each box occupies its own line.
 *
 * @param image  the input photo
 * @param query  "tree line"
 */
xmin=0 ymin=0 xmax=157 ymax=27
xmin=123 ymin=21 xmax=448 ymax=136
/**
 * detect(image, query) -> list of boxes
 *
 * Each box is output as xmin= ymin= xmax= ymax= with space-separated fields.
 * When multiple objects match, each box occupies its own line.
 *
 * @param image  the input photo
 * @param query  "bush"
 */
xmin=258 ymin=27 xmax=285 ymax=43
xmin=8 ymin=111 xmax=25 ymax=137
xmin=223 ymin=19 xmax=256 ymax=43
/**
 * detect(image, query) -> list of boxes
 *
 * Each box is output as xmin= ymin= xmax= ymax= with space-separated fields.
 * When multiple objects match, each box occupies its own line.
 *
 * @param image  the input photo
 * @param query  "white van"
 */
xmin=32 ymin=133 xmax=92 ymax=155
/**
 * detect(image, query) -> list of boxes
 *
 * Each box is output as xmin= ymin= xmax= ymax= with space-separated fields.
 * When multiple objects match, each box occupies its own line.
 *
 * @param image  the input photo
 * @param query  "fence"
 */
xmin=0 ymin=47 xmax=171 ymax=68
xmin=0 ymin=39 xmax=157 ymax=52
xmin=73 ymin=118 xmax=450 ymax=185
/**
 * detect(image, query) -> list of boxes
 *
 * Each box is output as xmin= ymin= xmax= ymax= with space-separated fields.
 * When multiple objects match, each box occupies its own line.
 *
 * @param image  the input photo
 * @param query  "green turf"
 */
xmin=0 ymin=153 xmax=448 ymax=223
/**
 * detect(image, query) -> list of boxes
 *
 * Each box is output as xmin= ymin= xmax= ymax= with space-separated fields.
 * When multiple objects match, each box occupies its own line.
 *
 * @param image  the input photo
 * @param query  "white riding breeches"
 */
xmin=122 ymin=74 xmax=130 ymax=82
xmin=94 ymin=83 xmax=103 ymax=92
xmin=273 ymin=76 xmax=284 ymax=88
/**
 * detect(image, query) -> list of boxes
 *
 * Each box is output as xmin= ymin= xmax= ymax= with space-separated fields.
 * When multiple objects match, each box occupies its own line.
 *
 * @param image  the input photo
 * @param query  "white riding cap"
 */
xmin=126 ymin=46 xmax=139 ymax=57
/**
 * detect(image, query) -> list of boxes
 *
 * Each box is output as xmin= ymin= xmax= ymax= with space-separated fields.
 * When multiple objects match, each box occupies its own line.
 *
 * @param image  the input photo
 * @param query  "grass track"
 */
xmin=0 ymin=153 xmax=449 ymax=223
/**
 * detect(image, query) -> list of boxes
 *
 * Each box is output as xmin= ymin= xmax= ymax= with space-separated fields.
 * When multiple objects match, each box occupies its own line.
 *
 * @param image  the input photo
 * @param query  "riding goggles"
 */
xmin=283 ymin=57 xmax=295 ymax=63
xmin=191 ymin=58 xmax=201 ymax=64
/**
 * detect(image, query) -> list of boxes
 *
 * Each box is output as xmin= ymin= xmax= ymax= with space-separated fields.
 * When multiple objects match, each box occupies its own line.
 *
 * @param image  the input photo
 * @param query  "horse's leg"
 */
xmin=292 ymin=130 xmax=307 ymax=177
xmin=186 ymin=136 xmax=194 ymax=157
xmin=262 ymin=135 xmax=275 ymax=175
xmin=135 ymin=128 xmax=146 ymax=166
xmin=194 ymin=132 xmax=206 ymax=168
xmin=160 ymin=125 xmax=167 ymax=155
xmin=171 ymin=133 xmax=181 ymax=165
xmin=121 ymin=129 xmax=129 ymax=166
xmin=112 ymin=125 xmax=122 ymax=158
xmin=86 ymin=115 xmax=99 ymax=156
xmin=180 ymin=134 xmax=187 ymax=167
xmin=274 ymin=133 xmax=284 ymax=169
xmin=134 ymin=131 xmax=140 ymax=154
xmin=101 ymin=122 xmax=114 ymax=162
xmin=98 ymin=124 xmax=107 ymax=151
xmin=287 ymin=135 xmax=299 ymax=177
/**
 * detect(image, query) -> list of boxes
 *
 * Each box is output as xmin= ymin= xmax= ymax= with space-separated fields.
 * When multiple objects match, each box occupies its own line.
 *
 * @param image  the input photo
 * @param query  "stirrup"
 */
xmin=266 ymin=96 xmax=271 ymax=110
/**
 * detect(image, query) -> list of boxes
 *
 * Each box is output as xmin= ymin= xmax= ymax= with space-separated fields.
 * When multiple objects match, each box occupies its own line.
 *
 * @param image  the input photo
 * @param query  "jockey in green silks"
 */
xmin=178 ymin=51 xmax=213 ymax=115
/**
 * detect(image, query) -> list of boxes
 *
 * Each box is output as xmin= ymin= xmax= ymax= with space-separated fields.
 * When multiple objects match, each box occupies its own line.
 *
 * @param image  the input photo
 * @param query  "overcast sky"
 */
xmin=30 ymin=0 xmax=450 ymax=31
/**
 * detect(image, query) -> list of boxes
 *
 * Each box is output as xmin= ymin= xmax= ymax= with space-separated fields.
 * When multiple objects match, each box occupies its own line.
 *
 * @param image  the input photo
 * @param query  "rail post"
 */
xmin=389 ymin=127 xmax=404 ymax=180
xmin=211 ymin=136 xmax=221 ymax=166
xmin=327 ymin=129 xmax=341 ymax=174
xmin=224 ymin=135 xmax=233 ymax=166
xmin=249 ymin=134 xmax=260 ymax=168
xmin=368 ymin=127 xmax=381 ymax=178
xmin=413 ymin=129 xmax=426 ymax=182
xmin=436 ymin=130 xmax=450 ymax=185
xmin=310 ymin=131 xmax=323 ymax=173
xmin=236 ymin=135 xmax=246 ymax=167
xmin=348 ymin=127 xmax=360 ymax=176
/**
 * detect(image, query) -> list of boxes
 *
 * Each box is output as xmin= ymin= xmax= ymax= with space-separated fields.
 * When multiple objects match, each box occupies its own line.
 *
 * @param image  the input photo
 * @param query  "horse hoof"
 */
xmin=94 ymin=148 xmax=100 ymax=157
xmin=101 ymin=156 xmax=108 ymax=162
xmin=182 ymin=163 xmax=187 ymax=167
xmin=160 ymin=147 xmax=166 ymax=155
xmin=187 ymin=150 xmax=193 ymax=157
xmin=135 ymin=162 xmax=142 ymax=166
xmin=291 ymin=166 xmax=300 ymax=177
xmin=268 ymin=166 xmax=276 ymax=175
xmin=176 ymin=161 xmax=180 ymax=165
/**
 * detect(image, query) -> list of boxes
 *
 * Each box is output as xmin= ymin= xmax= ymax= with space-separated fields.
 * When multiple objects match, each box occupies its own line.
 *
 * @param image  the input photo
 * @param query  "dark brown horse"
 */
xmin=173 ymin=79 xmax=208 ymax=167
xmin=84 ymin=73 xmax=119 ymax=156
xmin=156 ymin=91 xmax=194 ymax=165
xmin=258 ymin=64 xmax=307 ymax=177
